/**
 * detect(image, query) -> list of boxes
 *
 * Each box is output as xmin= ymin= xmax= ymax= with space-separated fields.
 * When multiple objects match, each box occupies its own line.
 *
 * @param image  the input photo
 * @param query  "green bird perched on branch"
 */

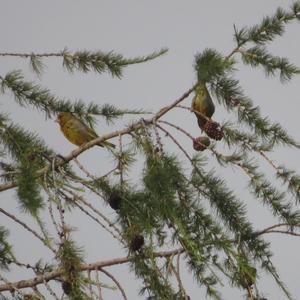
xmin=56 ymin=112 xmax=115 ymax=148
xmin=192 ymin=81 xmax=215 ymax=129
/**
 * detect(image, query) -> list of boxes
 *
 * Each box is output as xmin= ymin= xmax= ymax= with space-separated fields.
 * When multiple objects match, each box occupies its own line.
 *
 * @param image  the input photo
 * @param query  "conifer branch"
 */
xmin=0 ymin=71 xmax=148 ymax=120
xmin=254 ymin=151 xmax=300 ymax=205
xmin=0 ymin=248 xmax=184 ymax=292
xmin=0 ymin=85 xmax=196 ymax=193
xmin=211 ymin=77 xmax=300 ymax=149
xmin=276 ymin=166 xmax=300 ymax=204
xmin=222 ymin=126 xmax=300 ymax=204
xmin=156 ymin=124 xmax=268 ymax=259
xmin=238 ymin=46 xmax=300 ymax=81
xmin=0 ymin=48 xmax=168 ymax=77
xmin=159 ymin=119 xmax=300 ymax=226
xmin=233 ymin=3 xmax=300 ymax=47
xmin=212 ymin=151 xmax=300 ymax=224
xmin=1 ymin=5 xmax=300 ymax=295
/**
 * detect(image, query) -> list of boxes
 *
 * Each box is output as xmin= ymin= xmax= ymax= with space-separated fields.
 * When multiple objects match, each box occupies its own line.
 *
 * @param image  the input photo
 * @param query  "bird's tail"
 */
xmin=196 ymin=114 xmax=207 ymax=130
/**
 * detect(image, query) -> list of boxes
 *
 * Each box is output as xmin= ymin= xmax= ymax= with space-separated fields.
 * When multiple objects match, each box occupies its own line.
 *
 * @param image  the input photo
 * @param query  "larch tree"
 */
xmin=1 ymin=2 xmax=300 ymax=300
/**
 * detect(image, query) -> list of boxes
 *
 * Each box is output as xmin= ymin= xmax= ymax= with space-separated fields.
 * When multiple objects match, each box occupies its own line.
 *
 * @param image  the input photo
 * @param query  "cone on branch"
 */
xmin=108 ymin=192 xmax=122 ymax=210
xmin=125 ymin=224 xmax=145 ymax=251
xmin=61 ymin=281 xmax=72 ymax=295
xmin=129 ymin=234 xmax=145 ymax=251
xmin=193 ymin=136 xmax=211 ymax=151
xmin=203 ymin=120 xmax=223 ymax=141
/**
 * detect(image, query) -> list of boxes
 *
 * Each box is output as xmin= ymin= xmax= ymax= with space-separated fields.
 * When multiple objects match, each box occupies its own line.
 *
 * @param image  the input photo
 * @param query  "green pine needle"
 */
xmin=62 ymin=48 xmax=168 ymax=78
xmin=194 ymin=48 xmax=235 ymax=82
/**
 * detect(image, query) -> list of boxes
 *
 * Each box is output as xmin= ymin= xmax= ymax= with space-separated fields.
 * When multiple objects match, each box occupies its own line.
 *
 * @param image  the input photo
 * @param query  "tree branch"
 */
xmin=0 ymin=248 xmax=184 ymax=292
xmin=0 ymin=85 xmax=196 ymax=193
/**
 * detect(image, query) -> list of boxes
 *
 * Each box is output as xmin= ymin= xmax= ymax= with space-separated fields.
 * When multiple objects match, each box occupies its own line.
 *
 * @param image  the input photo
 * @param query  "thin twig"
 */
xmin=99 ymin=268 xmax=128 ymax=300
xmin=95 ymin=270 xmax=104 ymax=300
xmin=64 ymin=188 xmax=124 ymax=242
xmin=75 ymin=199 xmax=124 ymax=244
xmin=118 ymin=134 xmax=124 ymax=186
xmin=258 ymin=150 xmax=279 ymax=171
xmin=170 ymin=254 xmax=189 ymax=299
xmin=225 ymin=47 xmax=239 ymax=60
xmin=176 ymin=104 xmax=211 ymax=123
xmin=31 ymin=286 xmax=46 ymax=300
xmin=43 ymin=280 xmax=60 ymax=300
xmin=153 ymin=123 xmax=165 ymax=156
xmin=0 ymin=207 xmax=56 ymax=253
xmin=256 ymin=223 xmax=293 ymax=235
xmin=258 ymin=230 xmax=300 ymax=238
xmin=155 ymin=124 xmax=193 ymax=162
xmin=87 ymin=270 xmax=97 ymax=300
xmin=0 ymin=52 xmax=62 ymax=58
xmin=74 ymin=157 xmax=97 ymax=180
xmin=42 ymin=171 xmax=61 ymax=240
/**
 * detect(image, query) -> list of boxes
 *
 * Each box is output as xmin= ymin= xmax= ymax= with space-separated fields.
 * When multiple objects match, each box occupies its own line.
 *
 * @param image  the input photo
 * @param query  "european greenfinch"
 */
xmin=56 ymin=112 xmax=115 ymax=148
xmin=192 ymin=81 xmax=215 ymax=129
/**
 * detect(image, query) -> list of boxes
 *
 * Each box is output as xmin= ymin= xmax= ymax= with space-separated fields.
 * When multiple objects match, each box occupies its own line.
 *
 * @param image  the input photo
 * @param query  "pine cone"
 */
xmin=203 ymin=121 xmax=223 ymax=141
xmin=61 ymin=281 xmax=72 ymax=295
xmin=193 ymin=136 xmax=210 ymax=151
xmin=130 ymin=234 xmax=144 ymax=251
xmin=108 ymin=193 xmax=122 ymax=210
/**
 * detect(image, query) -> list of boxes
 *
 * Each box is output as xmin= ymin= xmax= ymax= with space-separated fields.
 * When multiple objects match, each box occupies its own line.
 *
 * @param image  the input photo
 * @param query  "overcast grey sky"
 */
xmin=1 ymin=1 xmax=300 ymax=299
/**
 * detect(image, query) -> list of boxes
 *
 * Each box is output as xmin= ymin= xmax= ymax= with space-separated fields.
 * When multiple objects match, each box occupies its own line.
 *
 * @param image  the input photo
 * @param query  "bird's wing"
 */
xmin=69 ymin=118 xmax=98 ymax=140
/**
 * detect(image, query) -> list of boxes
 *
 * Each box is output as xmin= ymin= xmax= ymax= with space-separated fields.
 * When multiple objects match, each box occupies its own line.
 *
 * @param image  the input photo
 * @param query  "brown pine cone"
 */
xmin=193 ymin=136 xmax=210 ymax=151
xmin=130 ymin=234 xmax=145 ymax=251
xmin=62 ymin=281 xmax=72 ymax=295
xmin=203 ymin=121 xmax=223 ymax=141
xmin=108 ymin=193 xmax=122 ymax=210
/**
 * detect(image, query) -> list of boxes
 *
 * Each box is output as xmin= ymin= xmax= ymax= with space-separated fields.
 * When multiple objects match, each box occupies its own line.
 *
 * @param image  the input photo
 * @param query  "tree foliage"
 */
xmin=0 ymin=2 xmax=300 ymax=300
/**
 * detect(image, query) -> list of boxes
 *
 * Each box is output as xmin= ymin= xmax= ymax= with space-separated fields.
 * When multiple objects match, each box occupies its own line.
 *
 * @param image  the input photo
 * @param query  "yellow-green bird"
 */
xmin=56 ymin=112 xmax=115 ymax=148
xmin=192 ymin=81 xmax=215 ymax=129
